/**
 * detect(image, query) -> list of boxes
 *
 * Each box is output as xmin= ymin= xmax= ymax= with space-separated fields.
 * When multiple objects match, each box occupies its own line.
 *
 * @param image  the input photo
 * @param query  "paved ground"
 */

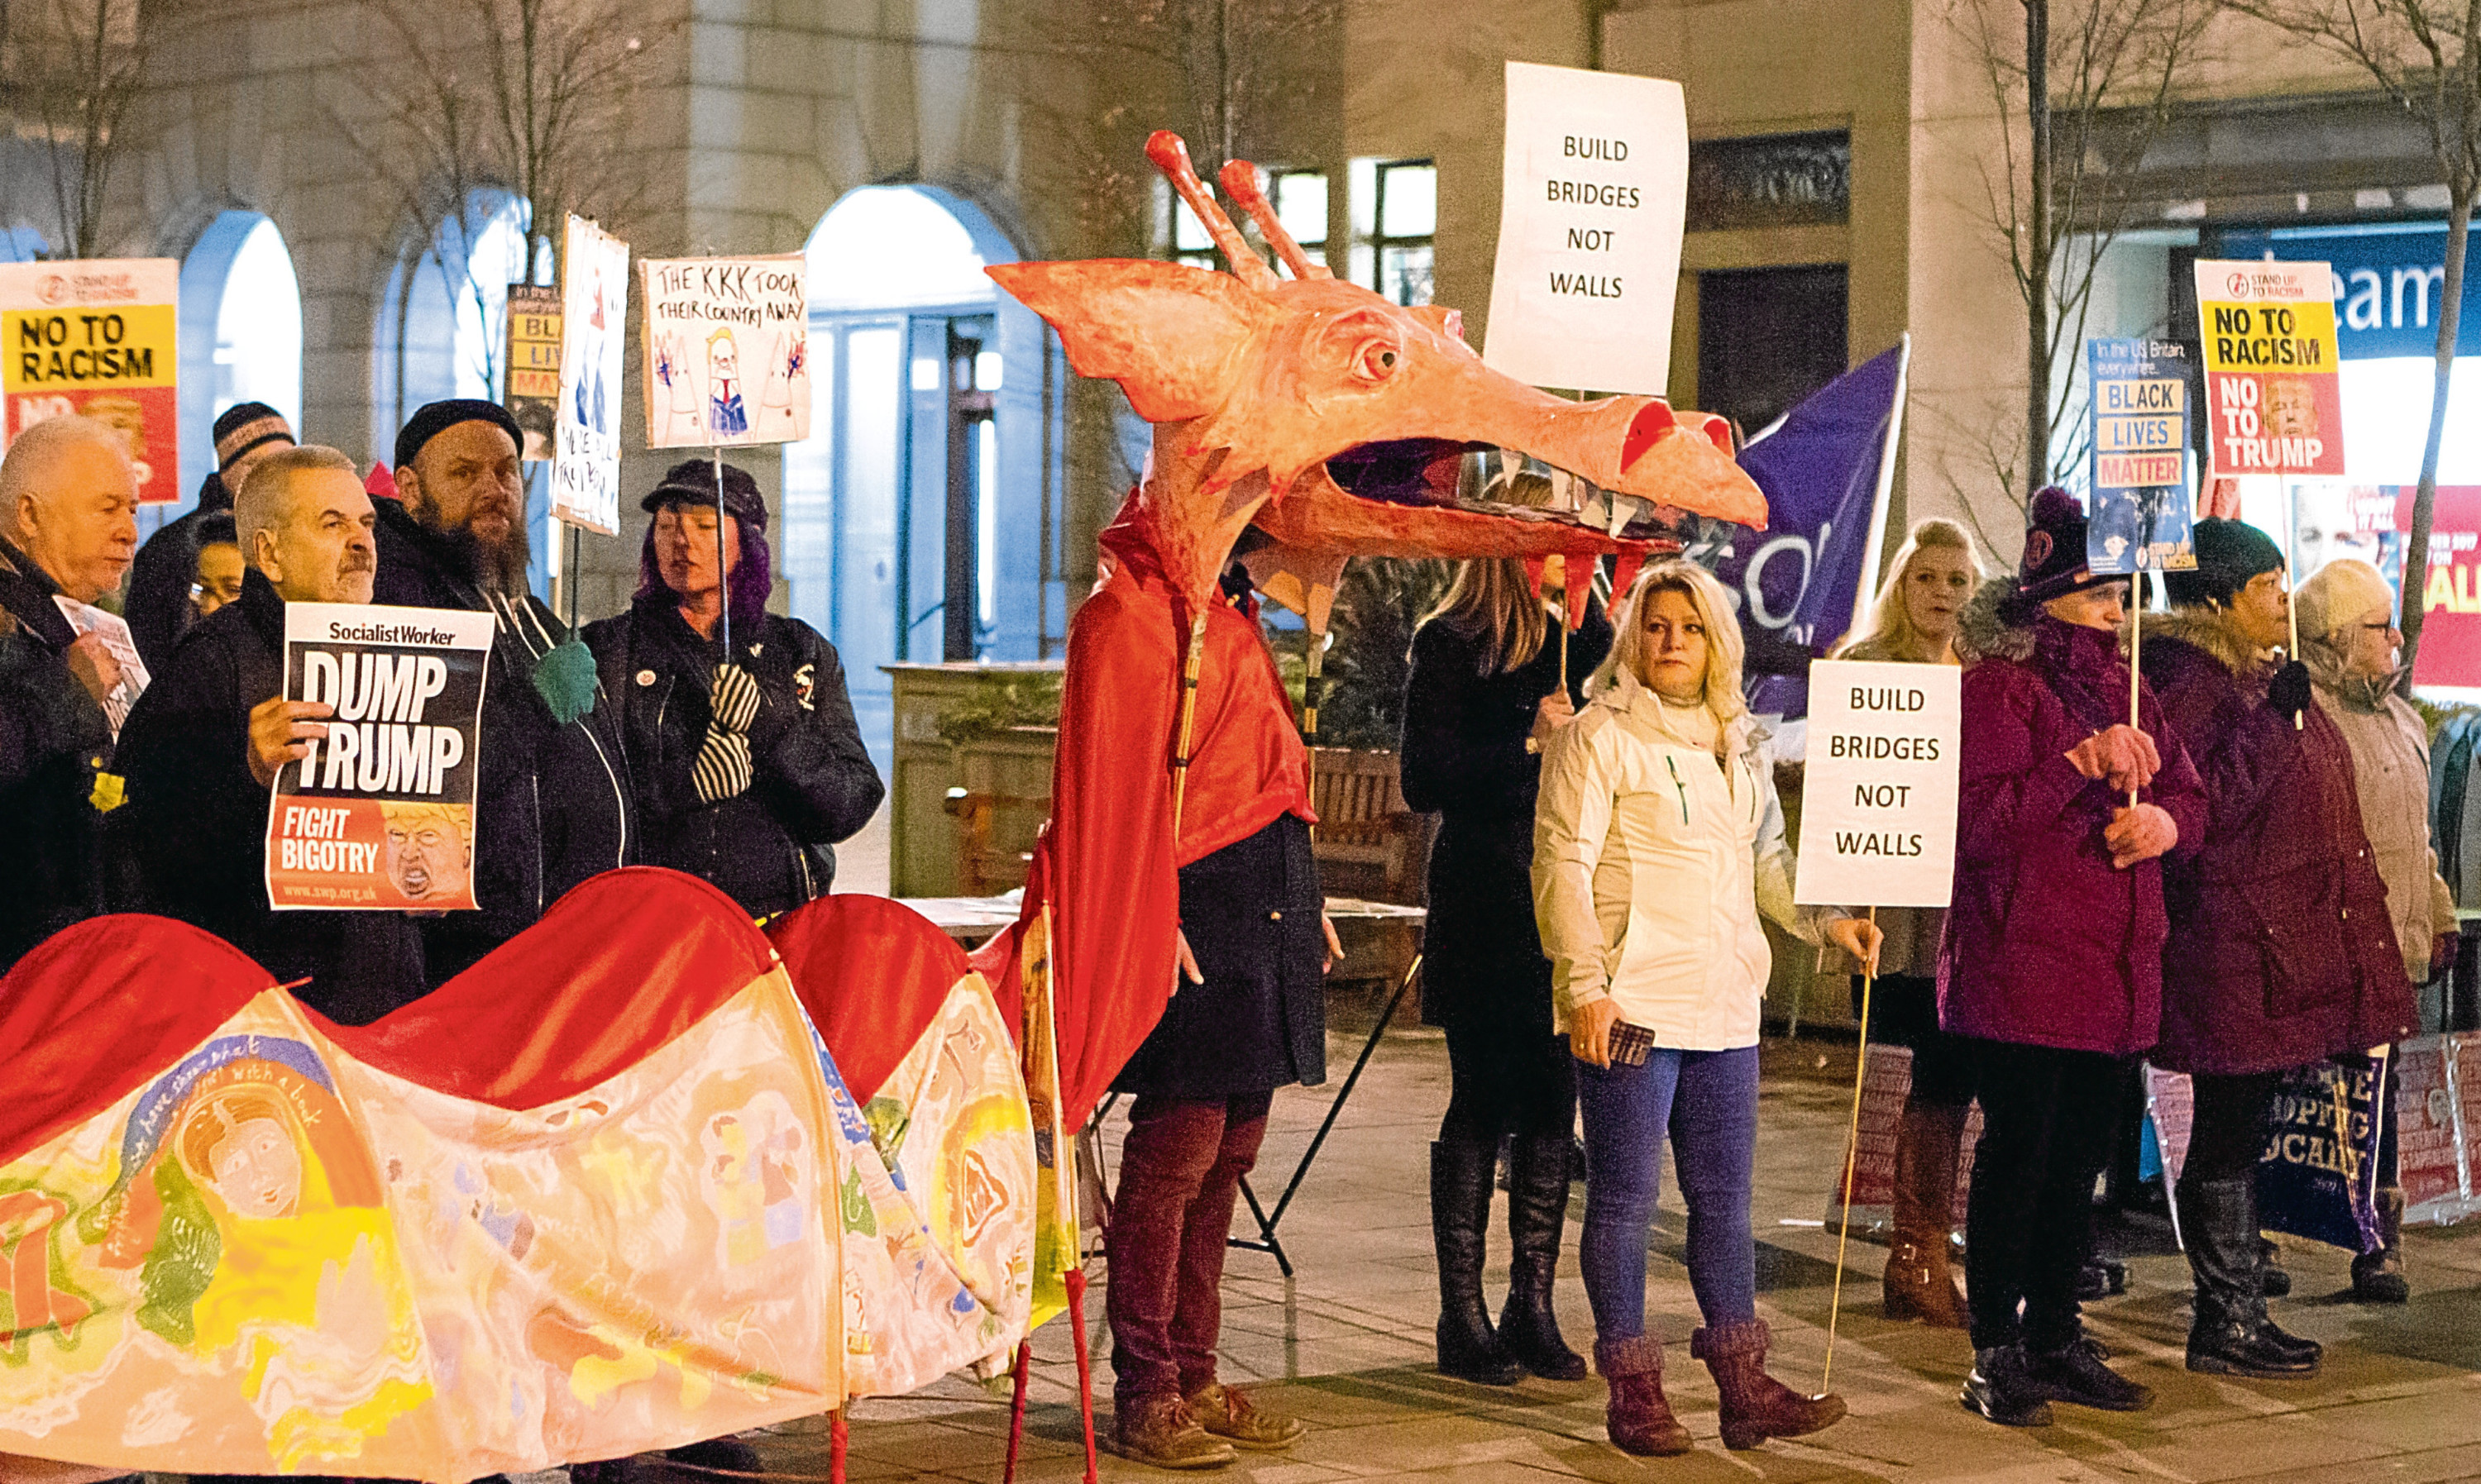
xmin=738 ymin=1002 xmax=2481 ymax=1484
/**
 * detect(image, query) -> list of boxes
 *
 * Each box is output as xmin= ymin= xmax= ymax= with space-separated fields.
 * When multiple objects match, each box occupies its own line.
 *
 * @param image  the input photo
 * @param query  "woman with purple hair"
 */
xmin=583 ymin=458 xmax=882 ymax=919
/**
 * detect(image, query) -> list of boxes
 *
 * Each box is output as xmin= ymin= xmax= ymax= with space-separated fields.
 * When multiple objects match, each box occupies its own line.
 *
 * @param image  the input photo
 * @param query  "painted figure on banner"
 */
xmin=706 ymin=329 xmax=750 ymax=437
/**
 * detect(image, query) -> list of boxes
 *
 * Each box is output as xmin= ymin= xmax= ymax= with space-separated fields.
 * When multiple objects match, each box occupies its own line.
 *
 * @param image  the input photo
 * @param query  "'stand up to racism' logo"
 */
xmin=36 ymin=275 xmax=68 ymax=306
xmin=2225 ymin=270 xmax=2255 ymax=299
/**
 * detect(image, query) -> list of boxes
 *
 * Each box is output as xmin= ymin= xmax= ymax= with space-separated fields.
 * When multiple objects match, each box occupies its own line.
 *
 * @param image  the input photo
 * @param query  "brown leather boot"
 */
xmin=1692 ymin=1319 xmax=1846 ymax=1451
xmin=1112 ymin=1393 xmax=1237 ymax=1470
xmin=1883 ymin=1101 xmax=1969 ymax=1327
xmin=1594 ymin=1336 xmax=1691 ymax=1456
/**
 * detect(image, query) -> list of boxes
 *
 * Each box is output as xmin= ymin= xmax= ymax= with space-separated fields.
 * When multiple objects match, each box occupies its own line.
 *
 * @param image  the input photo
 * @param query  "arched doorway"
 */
xmin=179 ymin=211 xmax=304 ymax=513
xmin=784 ymin=186 xmax=1063 ymax=767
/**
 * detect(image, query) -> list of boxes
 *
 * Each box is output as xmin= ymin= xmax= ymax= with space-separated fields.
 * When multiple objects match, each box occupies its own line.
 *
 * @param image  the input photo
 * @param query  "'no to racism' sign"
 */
xmin=2194 ymin=259 xmax=2345 ymax=480
xmin=1795 ymin=660 xmax=1960 ymax=909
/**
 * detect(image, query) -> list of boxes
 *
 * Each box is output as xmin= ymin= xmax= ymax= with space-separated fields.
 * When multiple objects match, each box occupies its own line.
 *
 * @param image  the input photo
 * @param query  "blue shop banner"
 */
xmin=2086 ymin=337 xmax=2196 ymax=574
xmin=2223 ymin=223 xmax=2481 ymax=362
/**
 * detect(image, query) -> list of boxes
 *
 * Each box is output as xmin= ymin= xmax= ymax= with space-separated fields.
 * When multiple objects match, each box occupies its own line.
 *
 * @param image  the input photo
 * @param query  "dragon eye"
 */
xmin=1354 ymin=339 xmax=1402 ymax=384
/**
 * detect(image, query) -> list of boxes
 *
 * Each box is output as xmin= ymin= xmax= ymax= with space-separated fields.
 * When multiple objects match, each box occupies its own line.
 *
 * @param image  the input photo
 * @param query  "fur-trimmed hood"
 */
xmin=2144 ymin=604 xmax=2273 ymax=680
xmin=1956 ymin=577 xmax=2034 ymax=665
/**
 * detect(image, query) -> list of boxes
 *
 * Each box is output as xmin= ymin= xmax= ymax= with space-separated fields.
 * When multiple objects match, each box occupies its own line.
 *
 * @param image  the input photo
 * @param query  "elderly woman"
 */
xmin=1534 ymin=560 xmax=1876 ymax=1456
xmin=2294 ymin=558 xmax=2454 ymax=1304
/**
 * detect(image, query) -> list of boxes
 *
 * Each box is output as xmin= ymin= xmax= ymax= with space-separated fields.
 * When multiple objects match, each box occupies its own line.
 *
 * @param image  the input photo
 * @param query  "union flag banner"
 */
xmin=0 ymin=259 xmax=180 ymax=503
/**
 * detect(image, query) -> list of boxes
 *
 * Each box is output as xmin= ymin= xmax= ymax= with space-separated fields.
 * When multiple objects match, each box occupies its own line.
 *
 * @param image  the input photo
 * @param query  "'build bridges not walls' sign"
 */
xmin=1795 ymin=660 xmax=1960 ymax=911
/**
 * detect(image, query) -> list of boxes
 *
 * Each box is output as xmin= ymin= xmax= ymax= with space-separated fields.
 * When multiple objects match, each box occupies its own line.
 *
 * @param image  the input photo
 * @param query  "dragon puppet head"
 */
xmin=988 ymin=131 xmax=1767 ymax=625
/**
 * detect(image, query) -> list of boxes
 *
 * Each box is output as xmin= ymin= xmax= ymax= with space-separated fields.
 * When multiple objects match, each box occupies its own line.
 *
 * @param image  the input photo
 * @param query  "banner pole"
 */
xmin=2364 ymin=1046 xmax=2393 ymax=1231
xmin=2284 ymin=483 xmax=2303 ymax=728
xmin=1823 ymin=902 xmax=1876 ymax=1394
xmin=714 ymin=444 xmax=731 ymax=660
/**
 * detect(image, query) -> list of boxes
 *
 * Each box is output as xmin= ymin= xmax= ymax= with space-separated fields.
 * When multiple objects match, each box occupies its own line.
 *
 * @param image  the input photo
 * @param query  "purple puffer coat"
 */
xmin=2139 ymin=609 xmax=2414 ymax=1076
xmin=1938 ymin=582 xmax=2209 ymax=1055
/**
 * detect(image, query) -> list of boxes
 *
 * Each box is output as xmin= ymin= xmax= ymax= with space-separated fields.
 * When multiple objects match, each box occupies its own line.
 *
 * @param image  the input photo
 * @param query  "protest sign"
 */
xmin=504 ymin=284 xmax=562 ymax=462
xmin=0 ymin=258 xmax=180 ymax=503
xmin=52 ymin=596 xmax=147 ymax=737
xmin=265 ymin=602 xmax=492 ymax=912
xmin=641 ymin=254 xmax=811 ymax=447
xmin=552 ymin=216 xmax=629 ymax=533
xmin=2194 ymin=259 xmax=2345 ymax=480
xmin=1823 ymin=1044 xmax=1981 ymax=1232
xmin=1482 ymin=60 xmax=1687 ymax=395
xmin=2086 ymin=337 xmax=2196 ymax=573
xmin=2394 ymin=1039 xmax=2462 ymax=1217
xmin=2255 ymin=1057 xmax=2386 ymax=1253
xmin=1795 ymin=659 xmax=1960 ymax=909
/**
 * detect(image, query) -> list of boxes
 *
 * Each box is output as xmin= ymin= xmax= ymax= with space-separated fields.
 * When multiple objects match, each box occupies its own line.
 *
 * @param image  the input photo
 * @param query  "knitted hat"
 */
xmin=2294 ymin=557 xmax=2396 ymax=643
xmin=212 ymin=401 xmax=294 ymax=470
xmin=641 ymin=458 xmax=767 ymax=527
xmin=2015 ymin=486 xmax=2111 ymax=605
xmin=394 ymin=398 xmax=523 ymax=475
xmin=2164 ymin=517 xmax=2283 ymax=608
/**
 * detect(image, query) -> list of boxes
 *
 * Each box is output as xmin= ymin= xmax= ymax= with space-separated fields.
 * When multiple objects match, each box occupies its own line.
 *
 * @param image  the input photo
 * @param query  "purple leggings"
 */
xmin=1575 ymin=1043 xmax=1761 ymax=1339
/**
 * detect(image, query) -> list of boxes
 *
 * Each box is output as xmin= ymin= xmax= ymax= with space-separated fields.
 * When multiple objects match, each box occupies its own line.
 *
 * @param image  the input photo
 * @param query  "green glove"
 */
xmin=531 ymin=634 xmax=600 ymax=725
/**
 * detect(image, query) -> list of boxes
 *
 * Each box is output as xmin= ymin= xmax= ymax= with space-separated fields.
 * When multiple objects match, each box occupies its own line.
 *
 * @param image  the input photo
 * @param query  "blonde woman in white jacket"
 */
xmin=1534 ymin=560 xmax=1878 ymax=1458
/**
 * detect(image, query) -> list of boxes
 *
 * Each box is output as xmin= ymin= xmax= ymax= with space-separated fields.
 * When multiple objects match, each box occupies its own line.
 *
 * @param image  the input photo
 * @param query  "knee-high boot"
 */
xmin=1499 ymin=1133 xmax=1588 ymax=1379
xmin=2179 ymin=1176 xmax=2320 ymax=1378
xmin=1883 ymin=1100 xmax=1969 ymax=1327
xmin=1432 ymin=1139 xmax=1522 ymax=1385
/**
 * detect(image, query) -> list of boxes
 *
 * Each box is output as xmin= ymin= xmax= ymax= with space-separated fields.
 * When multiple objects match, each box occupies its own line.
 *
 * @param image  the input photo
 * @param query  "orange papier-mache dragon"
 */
xmin=970 ymin=131 xmax=1771 ymax=1133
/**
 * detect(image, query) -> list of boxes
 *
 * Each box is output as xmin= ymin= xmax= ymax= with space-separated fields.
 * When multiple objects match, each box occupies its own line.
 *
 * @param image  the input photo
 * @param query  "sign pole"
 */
xmin=714 ymin=445 xmax=731 ymax=660
xmin=1823 ymin=901 xmax=1876 ymax=1394
xmin=2130 ymin=579 xmax=2143 ymax=809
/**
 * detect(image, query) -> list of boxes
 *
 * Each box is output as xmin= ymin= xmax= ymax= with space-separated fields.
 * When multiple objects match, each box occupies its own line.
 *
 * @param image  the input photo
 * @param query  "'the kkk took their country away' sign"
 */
xmin=1795 ymin=660 xmax=1960 ymax=909
xmin=0 ymin=258 xmax=180 ymax=503
xmin=553 ymin=214 xmax=629 ymax=534
xmin=2194 ymin=258 xmax=2345 ymax=480
xmin=265 ymin=603 xmax=492 ymax=912
xmin=642 ymin=254 xmax=812 ymax=446
xmin=2087 ymin=337 xmax=2197 ymax=574
xmin=1483 ymin=60 xmax=1687 ymax=396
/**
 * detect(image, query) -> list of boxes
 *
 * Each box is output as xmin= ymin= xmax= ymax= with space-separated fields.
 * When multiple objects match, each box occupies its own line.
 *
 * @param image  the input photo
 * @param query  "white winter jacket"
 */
xmin=1532 ymin=670 xmax=1824 ymax=1051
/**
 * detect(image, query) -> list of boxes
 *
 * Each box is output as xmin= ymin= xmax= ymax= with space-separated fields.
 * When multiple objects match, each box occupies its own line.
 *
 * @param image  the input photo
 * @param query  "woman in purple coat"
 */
xmin=2141 ymin=518 xmax=2413 ymax=1379
xmin=1943 ymin=489 xmax=2208 ymax=1428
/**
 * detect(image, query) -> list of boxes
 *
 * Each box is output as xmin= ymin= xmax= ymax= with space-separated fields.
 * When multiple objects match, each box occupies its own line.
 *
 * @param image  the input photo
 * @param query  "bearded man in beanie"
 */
xmin=2143 ymin=521 xmax=2412 ymax=1377
xmin=376 ymin=398 xmax=632 ymax=981
xmin=126 ymin=402 xmax=294 ymax=668
xmin=1943 ymin=488 xmax=2206 ymax=1427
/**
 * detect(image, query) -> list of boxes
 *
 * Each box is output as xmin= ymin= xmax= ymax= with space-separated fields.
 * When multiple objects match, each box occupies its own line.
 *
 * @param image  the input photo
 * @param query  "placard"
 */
xmin=640 ymin=254 xmax=811 ymax=446
xmin=2194 ymin=258 xmax=2345 ymax=480
xmin=552 ymin=216 xmax=629 ymax=534
xmin=503 ymin=284 xmax=562 ymax=463
xmin=0 ymin=258 xmax=180 ymax=503
xmin=265 ymin=602 xmax=492 ymax=912
xmin=1794 ymin=659 xmax=1960 ymax=908
xmin=2086 ymin=337 xmax=2196 ymax=573
xmin=1481 ymin=60 xmax=1687 ymax=396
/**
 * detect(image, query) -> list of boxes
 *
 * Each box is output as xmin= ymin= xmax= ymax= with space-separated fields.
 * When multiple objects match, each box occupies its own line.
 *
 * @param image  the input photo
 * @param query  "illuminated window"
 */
xmin=1350 ymin=158 xmax=1436 ymax=306
xmin=1269 ymin=169 xmax=1329 ymax=268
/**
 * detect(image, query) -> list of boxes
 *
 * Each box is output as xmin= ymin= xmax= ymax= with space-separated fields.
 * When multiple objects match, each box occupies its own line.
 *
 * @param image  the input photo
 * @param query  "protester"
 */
xmin=1943 ymin=487 xmax=2206 ymax=1426
xmin=583 ymin=460 xmax=881 ymax=918
xmin=1534 ymin=560 xmax=1876 ymax=1455
xmin=375 ymin=398 xmax=631 ymax=981
xmin=0 ymin=416 xmax=141 ymax=970
xmin=1399 ymin=470 xmax=1612 ymax=1386
xmin=191 ymin=513 xmax=246 ymax=619
xmin=125 ymin=402 xmax=295 ymax=668
xmin=114 ymin=446 xmax=430 ymax=1023
xmin=2297 ymin=558 xmax=2454 ymax=1304
xmin=2144 ymin=522 xmax=2414 ymax=1375
xmin=1828 ymin=518 xmax=1986 ymax=1328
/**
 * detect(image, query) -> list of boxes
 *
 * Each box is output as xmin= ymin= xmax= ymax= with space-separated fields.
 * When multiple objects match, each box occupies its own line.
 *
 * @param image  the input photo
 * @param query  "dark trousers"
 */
xmin=1106 ymin=1090 xmax=1273 ymax=1405
xmin=1440 ymin=1019 xmax=1576 ymax=1143
xmin=1962 ymin=1039 xmax=2129 ymax=1350
xmin=1855 ymin=973 xmax=1976 ymax=1109
xmin=2184 ymin=1071 xmax=2282 ymax=1184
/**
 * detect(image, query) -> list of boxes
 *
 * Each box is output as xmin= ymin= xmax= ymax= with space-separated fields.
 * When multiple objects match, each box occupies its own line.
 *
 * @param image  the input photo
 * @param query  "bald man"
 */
xmin=115 ymin=446 xmax=429 ymax=1023
xmin=0 ymin=415 xmax=141 ymax=967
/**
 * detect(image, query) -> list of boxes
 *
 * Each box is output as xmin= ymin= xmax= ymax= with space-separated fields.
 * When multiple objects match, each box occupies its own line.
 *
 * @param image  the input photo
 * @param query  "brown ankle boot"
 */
xmin=1692 ymin=1319 xmax=1846 ymax=1451
xmin=1883 ymin=1102 xmax=1968 ymax=1327
xmin=1594 ymin=1336 xmax=1691 ymax=1456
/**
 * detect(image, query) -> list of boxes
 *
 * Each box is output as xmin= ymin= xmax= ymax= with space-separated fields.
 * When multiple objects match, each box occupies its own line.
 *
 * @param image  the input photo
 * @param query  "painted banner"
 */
xmin=0 ymin=259 xmax=180 ymax=503
xmin=1824 ymin=1043 xmax=1981 ymax=1231
xmin=265 ymin=603 xmax=492 ymax=913
xmin=2086 ymin=337 xmax=2196 ymax=574
xmin=2194 ymin=258 xmax=2345 ymax=480
xmin=1794 ymin=659 xmax=1960 ymax=909
xmin=2394 ymin=1038 xmax=2460 ymax=1214
xmin=552 ymin=216 xmax=629 ymax=534
xmin=641 ymin=255 xmax=811 ymax=447
xmin=1482 ymin=60 xmax=1687 ymax=396
xmin=502 ymin=284 xmax=562 ymax=463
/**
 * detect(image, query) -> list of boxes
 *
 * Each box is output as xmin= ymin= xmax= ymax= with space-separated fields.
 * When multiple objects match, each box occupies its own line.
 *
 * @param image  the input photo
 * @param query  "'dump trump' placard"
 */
xmin=1795 ymin=660 xmax=1960 ymax=909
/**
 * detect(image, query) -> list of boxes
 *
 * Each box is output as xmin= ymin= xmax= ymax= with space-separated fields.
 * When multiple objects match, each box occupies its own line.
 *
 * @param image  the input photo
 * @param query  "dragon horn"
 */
xmin=1218 ymin=160 xmax=1331 ymax=282
xmin=1145 ymin=131 xmax=1279 ymax=293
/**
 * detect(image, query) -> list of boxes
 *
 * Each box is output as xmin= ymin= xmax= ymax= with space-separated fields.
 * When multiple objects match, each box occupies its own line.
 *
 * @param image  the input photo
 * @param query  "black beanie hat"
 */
xmin=2015 ymin=486 xmax=2113 ymax=605
xmin=394 ymin=398 xmax=524 ymax=475
xmin=2164 ymin=517 xmax=2283 ymax=608
xmin=642 ymin=458 xmax=767 ymax=527
xmin=212 ymin=401 xmax=294 ymax=470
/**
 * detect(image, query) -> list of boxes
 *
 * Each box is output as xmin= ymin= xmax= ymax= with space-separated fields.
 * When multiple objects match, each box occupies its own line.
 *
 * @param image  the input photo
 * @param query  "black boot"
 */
xmin=2352 ymin=1186 xmax=2409 ymax=1304
xmin=1432 ymin=1139 xmax=1522 ymax=1385
xmin=1499 ymin=1133 xmax=1588 ymax=1380
xmin=1962 ymin=1344 xmax=2052 ymax=1427
xmin=2180 ymin=1176 xmax=2320 ymax=1378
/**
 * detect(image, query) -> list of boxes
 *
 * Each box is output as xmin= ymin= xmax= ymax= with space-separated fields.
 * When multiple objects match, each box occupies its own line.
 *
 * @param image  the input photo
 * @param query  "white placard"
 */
xmin=552 ymin=214 xmax=629 ymax=535
xmin=1481 ymin=60 xmax=1687 ymax=396
xmin=1794 ymin=660 xmax=1959 ymax=909
xmin=640 ymin=255 xmax=812 ymax=448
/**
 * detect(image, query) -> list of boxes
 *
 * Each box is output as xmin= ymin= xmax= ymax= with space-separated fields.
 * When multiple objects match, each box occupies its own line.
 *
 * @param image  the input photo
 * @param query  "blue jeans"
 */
xmin=1575 ymin=1043 xmax=1761 ymax=1340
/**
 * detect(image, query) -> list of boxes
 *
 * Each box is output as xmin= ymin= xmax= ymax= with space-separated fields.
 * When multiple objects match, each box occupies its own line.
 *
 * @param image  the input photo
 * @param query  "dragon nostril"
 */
xmin=1623 ymin=401 xmax=1676 ymax=469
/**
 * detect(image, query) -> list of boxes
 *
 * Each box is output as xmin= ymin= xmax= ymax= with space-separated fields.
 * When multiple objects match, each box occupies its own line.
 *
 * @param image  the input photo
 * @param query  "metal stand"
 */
xmin=1226 ymin=955 xmax=1422 ymax=1277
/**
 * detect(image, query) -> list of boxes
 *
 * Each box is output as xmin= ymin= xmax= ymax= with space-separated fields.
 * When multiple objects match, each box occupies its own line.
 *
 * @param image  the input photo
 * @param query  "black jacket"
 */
xmin=112 ymin=569 xmax=429 ymax=1024
xmin=126 ymin=470 xmax=231 ymax=670
xmin=0 ymin=536 xmax=120 ymax=969
xmin=1398 ymin=604 xmax=1611 ymax=1031
xmin=370 ymin=496 xmax=633 ymax=980
xmin=584 ymin=594 xmax=882 ymax=918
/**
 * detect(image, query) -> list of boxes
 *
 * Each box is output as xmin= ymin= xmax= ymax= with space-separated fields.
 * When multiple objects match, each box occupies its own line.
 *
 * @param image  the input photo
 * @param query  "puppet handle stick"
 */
xmin=1170 ymin=612 xmax=1209 ymax=845
xmin=1002 ymin=1338 xmax=1033 ymax=1483
xmin=1065 ymin=1266 xmax=1102 ymax=1483
xmin=1823 ymin=903 xmax=1876 ymax=1394
xmin=2129 ymin=586 xmax=2142 ymax=809
xmin=1303 ymin=626 xmax=1325 ymax=836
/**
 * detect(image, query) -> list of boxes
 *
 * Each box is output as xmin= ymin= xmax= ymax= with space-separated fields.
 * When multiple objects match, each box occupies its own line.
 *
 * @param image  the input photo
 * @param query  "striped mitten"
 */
xmin=691 ymin=663 xmax=762 ymax=804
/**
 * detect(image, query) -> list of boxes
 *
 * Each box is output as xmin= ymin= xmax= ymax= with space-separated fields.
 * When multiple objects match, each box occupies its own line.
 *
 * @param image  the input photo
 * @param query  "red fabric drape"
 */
xmin=768 ymin=894 xmax=971 ymax=1105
